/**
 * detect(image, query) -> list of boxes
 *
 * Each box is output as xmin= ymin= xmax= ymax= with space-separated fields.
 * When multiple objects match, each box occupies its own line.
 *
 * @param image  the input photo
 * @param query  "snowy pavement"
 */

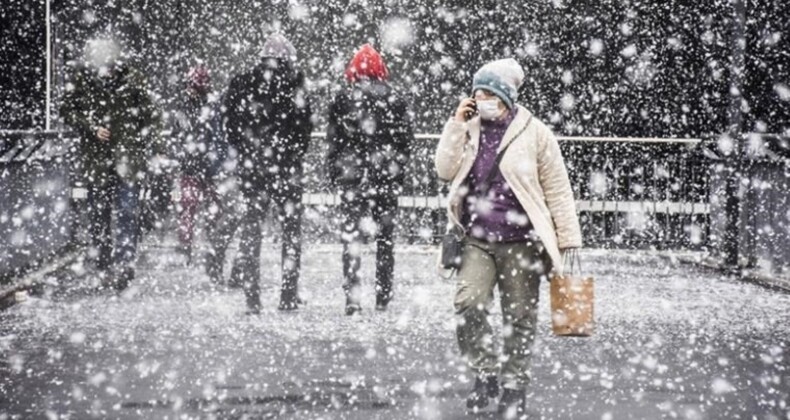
xmin=1 ymin=240 xmax=789 ymax=420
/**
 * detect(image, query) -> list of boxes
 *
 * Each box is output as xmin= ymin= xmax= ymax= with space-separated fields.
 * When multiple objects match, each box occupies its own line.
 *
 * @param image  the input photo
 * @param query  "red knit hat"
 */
xmin=187 ymin=65 xmax=210 ymax=92
xmin=344 ymin=44 xmax=389 ymax=83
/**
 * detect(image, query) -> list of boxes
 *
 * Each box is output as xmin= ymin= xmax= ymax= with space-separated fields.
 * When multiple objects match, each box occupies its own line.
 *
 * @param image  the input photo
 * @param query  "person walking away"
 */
xmin=223 ymin=34 xmax=313 ymax=313
xmin=434 ymin=58 xmax=582 ymax=417
xmin=61 ymin=38 xmax=163 ymax=291
xmin=325 ymin=44 xmax=414 ymax=315
xmin=171 ymin=64 xmax=226 ymax=264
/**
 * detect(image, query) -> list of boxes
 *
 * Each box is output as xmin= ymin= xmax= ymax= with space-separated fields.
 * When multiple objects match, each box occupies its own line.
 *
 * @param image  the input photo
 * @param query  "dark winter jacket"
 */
xmin=223 ymin=58 xmax=313 ymax=196
xmin=171 ymin=94 xmax=226 ymax=180
xmin=61 ymin=64 xmax=162 ymax=186
xmin=325 ymin=80 xmax=414 ymax=194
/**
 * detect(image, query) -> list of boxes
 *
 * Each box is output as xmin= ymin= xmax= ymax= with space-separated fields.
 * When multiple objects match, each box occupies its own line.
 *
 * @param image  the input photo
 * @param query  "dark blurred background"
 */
xmin=2 ymin=0 xmax=788 ymax=137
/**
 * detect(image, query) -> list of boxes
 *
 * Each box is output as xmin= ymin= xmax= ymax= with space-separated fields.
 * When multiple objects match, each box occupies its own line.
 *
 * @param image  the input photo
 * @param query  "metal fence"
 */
xmin=297 ymin=133 xmax=711 ymax=250
xmin=563 ymin=138 xmax=710 ymax=250
xmin=0 ymin=131 xmax=78 ymax=282
xmin=706 ymin=134 xmax=790 ymax=277
xmin=1 ymin=130 xmax=715 ymax=281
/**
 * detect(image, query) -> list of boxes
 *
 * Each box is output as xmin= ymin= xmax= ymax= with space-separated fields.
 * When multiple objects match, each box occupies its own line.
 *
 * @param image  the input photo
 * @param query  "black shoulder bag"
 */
xmin=440 ymin=117 xmax=533 ymax=273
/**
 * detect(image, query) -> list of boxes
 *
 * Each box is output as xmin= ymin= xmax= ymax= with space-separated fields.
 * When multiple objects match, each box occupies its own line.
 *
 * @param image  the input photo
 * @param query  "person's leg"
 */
xmin=372 ymin=193 xmax=397 ymax=309
xmin=276 ymin=189 xmax=303 ymax=310
xmin=194 ymin=177 xmax=212 ymax=240
xmin=178 ymin=175 xmax=201 ymax=252
xmin=205 ymin=182 xmax=241 ymax=284
xmin=340 ymin=189 xmax=366 ymax=314
xmin=112 ymin=181 xmax=141 ymax=290
xmin=494 ymin=241 xmax=545 ymax=415
xmin=215 ymin=179 xmax=246 ymax=288
xmin=139 ymin=173 xmax=172 ymax=235
xmin=455 ymin=238 xmax=500 ymax=409
xmin=236 ymin=189 xmax=267 ymax=312
xmin=88 ymin=184 xmax=113 ymax=272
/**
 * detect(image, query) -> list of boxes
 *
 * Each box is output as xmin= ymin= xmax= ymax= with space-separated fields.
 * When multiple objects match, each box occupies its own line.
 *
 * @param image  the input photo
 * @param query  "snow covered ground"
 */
xmin=1 ymin=239 xmax=789 ymax=419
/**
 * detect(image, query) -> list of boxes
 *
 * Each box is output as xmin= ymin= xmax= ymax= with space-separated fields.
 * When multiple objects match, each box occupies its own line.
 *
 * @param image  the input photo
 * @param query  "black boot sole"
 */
xmin=345 ymin=304 xmax=362 ymax=316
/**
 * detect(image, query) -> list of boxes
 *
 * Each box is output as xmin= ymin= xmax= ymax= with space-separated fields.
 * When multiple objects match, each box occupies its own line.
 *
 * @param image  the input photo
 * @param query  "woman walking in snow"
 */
xmin=435 ymin=58 xmax=582 ymax=416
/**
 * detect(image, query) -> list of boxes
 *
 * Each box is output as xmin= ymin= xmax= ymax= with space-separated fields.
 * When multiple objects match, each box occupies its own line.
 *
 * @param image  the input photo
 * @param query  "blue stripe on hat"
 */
xmin=472 ymin=71 xmax=517 ymax=109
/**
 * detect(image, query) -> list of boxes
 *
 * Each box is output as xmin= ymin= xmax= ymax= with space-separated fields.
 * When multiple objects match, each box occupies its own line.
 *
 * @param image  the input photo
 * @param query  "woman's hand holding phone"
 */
xmin=454 ymin=98 xmax=477 ymax=122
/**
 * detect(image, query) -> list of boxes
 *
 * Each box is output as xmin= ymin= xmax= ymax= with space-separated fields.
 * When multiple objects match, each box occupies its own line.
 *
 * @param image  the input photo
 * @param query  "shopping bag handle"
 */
xmin=561 ymin=248 xmax=582 ymax=276
xmin=439 ymin=267 xmax=457 ymax=280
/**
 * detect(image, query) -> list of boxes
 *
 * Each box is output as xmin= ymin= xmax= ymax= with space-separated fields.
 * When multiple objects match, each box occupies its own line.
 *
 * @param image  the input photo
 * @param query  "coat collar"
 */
xmin=466 ymin=105 xmax=533 ymax=153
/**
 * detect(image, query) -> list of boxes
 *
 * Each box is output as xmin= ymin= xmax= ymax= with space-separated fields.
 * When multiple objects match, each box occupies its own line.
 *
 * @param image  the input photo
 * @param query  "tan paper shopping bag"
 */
xmin=550 ymin=251 xmax=594 ymax=337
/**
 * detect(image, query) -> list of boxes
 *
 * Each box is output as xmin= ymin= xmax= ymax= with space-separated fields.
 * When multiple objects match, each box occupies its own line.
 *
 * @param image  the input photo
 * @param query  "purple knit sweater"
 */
xmin=461 ymin=109 xmax=534 ymax=242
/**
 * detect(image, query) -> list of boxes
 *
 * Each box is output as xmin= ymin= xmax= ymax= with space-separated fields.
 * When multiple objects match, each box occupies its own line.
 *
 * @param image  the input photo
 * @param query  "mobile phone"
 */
xmin=465 ymin=99 xmax=478 ymax=120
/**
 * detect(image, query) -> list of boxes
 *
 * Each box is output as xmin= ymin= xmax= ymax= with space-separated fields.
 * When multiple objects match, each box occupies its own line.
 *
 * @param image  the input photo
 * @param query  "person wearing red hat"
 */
xmin=171 ymin=64 xmax=228 ymax=264
xmin=343 ymin=44 xmax=391 ymax=83
xmin=326 ymin=44 xmax=414 ymax=315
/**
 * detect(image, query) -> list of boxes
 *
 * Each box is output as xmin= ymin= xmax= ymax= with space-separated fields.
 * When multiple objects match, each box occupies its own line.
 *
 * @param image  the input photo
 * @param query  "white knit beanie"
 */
xmin=261 ymin=33 xmax=297 ymax=61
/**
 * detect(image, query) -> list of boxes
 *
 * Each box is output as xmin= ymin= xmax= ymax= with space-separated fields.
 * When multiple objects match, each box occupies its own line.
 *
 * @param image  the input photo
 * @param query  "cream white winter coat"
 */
xmin=434 ymin=105 xmax=582 ymax=273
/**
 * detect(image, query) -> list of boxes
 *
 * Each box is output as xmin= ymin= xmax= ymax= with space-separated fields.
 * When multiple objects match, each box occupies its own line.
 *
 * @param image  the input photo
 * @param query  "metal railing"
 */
xmin=0 ymin=131 xmax=78 ymax=282
xmin=704 ymin=133 xmax=790 ymax=277
xmin=1 ymin=129 xmax=714 ymax=281
xmin=298 ymin=133 xmax=711 ymax=249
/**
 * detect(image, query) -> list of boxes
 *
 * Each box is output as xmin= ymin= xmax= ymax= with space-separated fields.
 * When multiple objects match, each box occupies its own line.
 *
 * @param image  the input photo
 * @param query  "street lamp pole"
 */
xmin=722 ymin=0 xmax=746 ymax=270
xmin=45 ymin=0 xmax=51 ymax=131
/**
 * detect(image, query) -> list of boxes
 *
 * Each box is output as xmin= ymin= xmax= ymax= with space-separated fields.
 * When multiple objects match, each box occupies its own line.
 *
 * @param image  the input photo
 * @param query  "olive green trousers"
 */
xmin=454 ymin=237 xmax=548 ymax=390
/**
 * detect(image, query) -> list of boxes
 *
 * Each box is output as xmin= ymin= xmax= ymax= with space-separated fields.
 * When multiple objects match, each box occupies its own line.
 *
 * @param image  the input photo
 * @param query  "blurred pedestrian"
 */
xmin=434 ymin=58 xmax=582 ymax=415
xmin=325 ymin=44 xmax=414 ymax=315
xmin=223 ymin=34 xmax=313 ymax=313
xmin=171 ymin=64 xmax=227 ymax=264
xmin=61 ymin=38 xmax=163 ymax=291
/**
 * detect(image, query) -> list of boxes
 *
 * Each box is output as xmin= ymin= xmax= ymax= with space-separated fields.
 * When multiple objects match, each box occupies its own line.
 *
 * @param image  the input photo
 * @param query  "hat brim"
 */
xmin=472 ymin=83 xmax=515 ymax=109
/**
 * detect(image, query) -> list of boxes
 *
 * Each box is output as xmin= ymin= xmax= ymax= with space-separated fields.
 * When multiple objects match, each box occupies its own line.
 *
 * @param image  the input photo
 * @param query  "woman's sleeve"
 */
xmin=538 ymin=127 xmax=582 ymax=249
xmin=434 ymin=119 xmax=467 ymax=182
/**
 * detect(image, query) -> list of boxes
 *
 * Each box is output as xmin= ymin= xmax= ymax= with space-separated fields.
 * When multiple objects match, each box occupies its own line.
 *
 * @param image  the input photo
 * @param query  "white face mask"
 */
xmin=477 ymin=99 xmax=503 ymax=120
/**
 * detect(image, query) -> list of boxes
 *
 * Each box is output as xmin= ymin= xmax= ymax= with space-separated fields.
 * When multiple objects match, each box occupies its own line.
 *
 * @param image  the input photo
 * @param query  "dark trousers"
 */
xmin=234 ymin=184 xmax=303 ymax=309
xmin=339 ymin=189 xmax=397 ymax=302
xmin=205 ymin=180 xmax=241 ymax=283
xmin=138 ymin=173 xmax=172 ymax=235
xmin=87 ymin=177 xmax=140 ymax=274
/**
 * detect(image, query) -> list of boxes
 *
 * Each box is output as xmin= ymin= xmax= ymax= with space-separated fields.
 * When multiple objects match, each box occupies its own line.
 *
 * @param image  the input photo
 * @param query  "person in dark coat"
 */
xmin=61 ymin=38 xmax=162 ymax=291
xmin=171 ymin=64 xmax=227 ymax=263
xmin=325 ymin=44 xmax=414 ymax=315
xmin=221 ymin=34 xmax=313 ymax=313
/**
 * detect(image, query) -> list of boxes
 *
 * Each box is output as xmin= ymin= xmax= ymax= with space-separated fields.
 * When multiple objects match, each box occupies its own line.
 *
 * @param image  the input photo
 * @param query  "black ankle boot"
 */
xmin=466 ymin=375 xmax=499 ymax=410
xmin=375 ymin=292 xmax=393 ymax=311
xmin=114 ymin=267 xmax=134 ymax=292
xmin=345 ymin=285 xmax=362 ymax=315
xmin=245 ymin=295 xmax=262 ymax=315
xmin=497 ymin=388 xmax=526 ymax=418
xmin=278 ymin=294 xmax=299 ymax=311
xmin=345 ymin=297 xmax=362 ymax=316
